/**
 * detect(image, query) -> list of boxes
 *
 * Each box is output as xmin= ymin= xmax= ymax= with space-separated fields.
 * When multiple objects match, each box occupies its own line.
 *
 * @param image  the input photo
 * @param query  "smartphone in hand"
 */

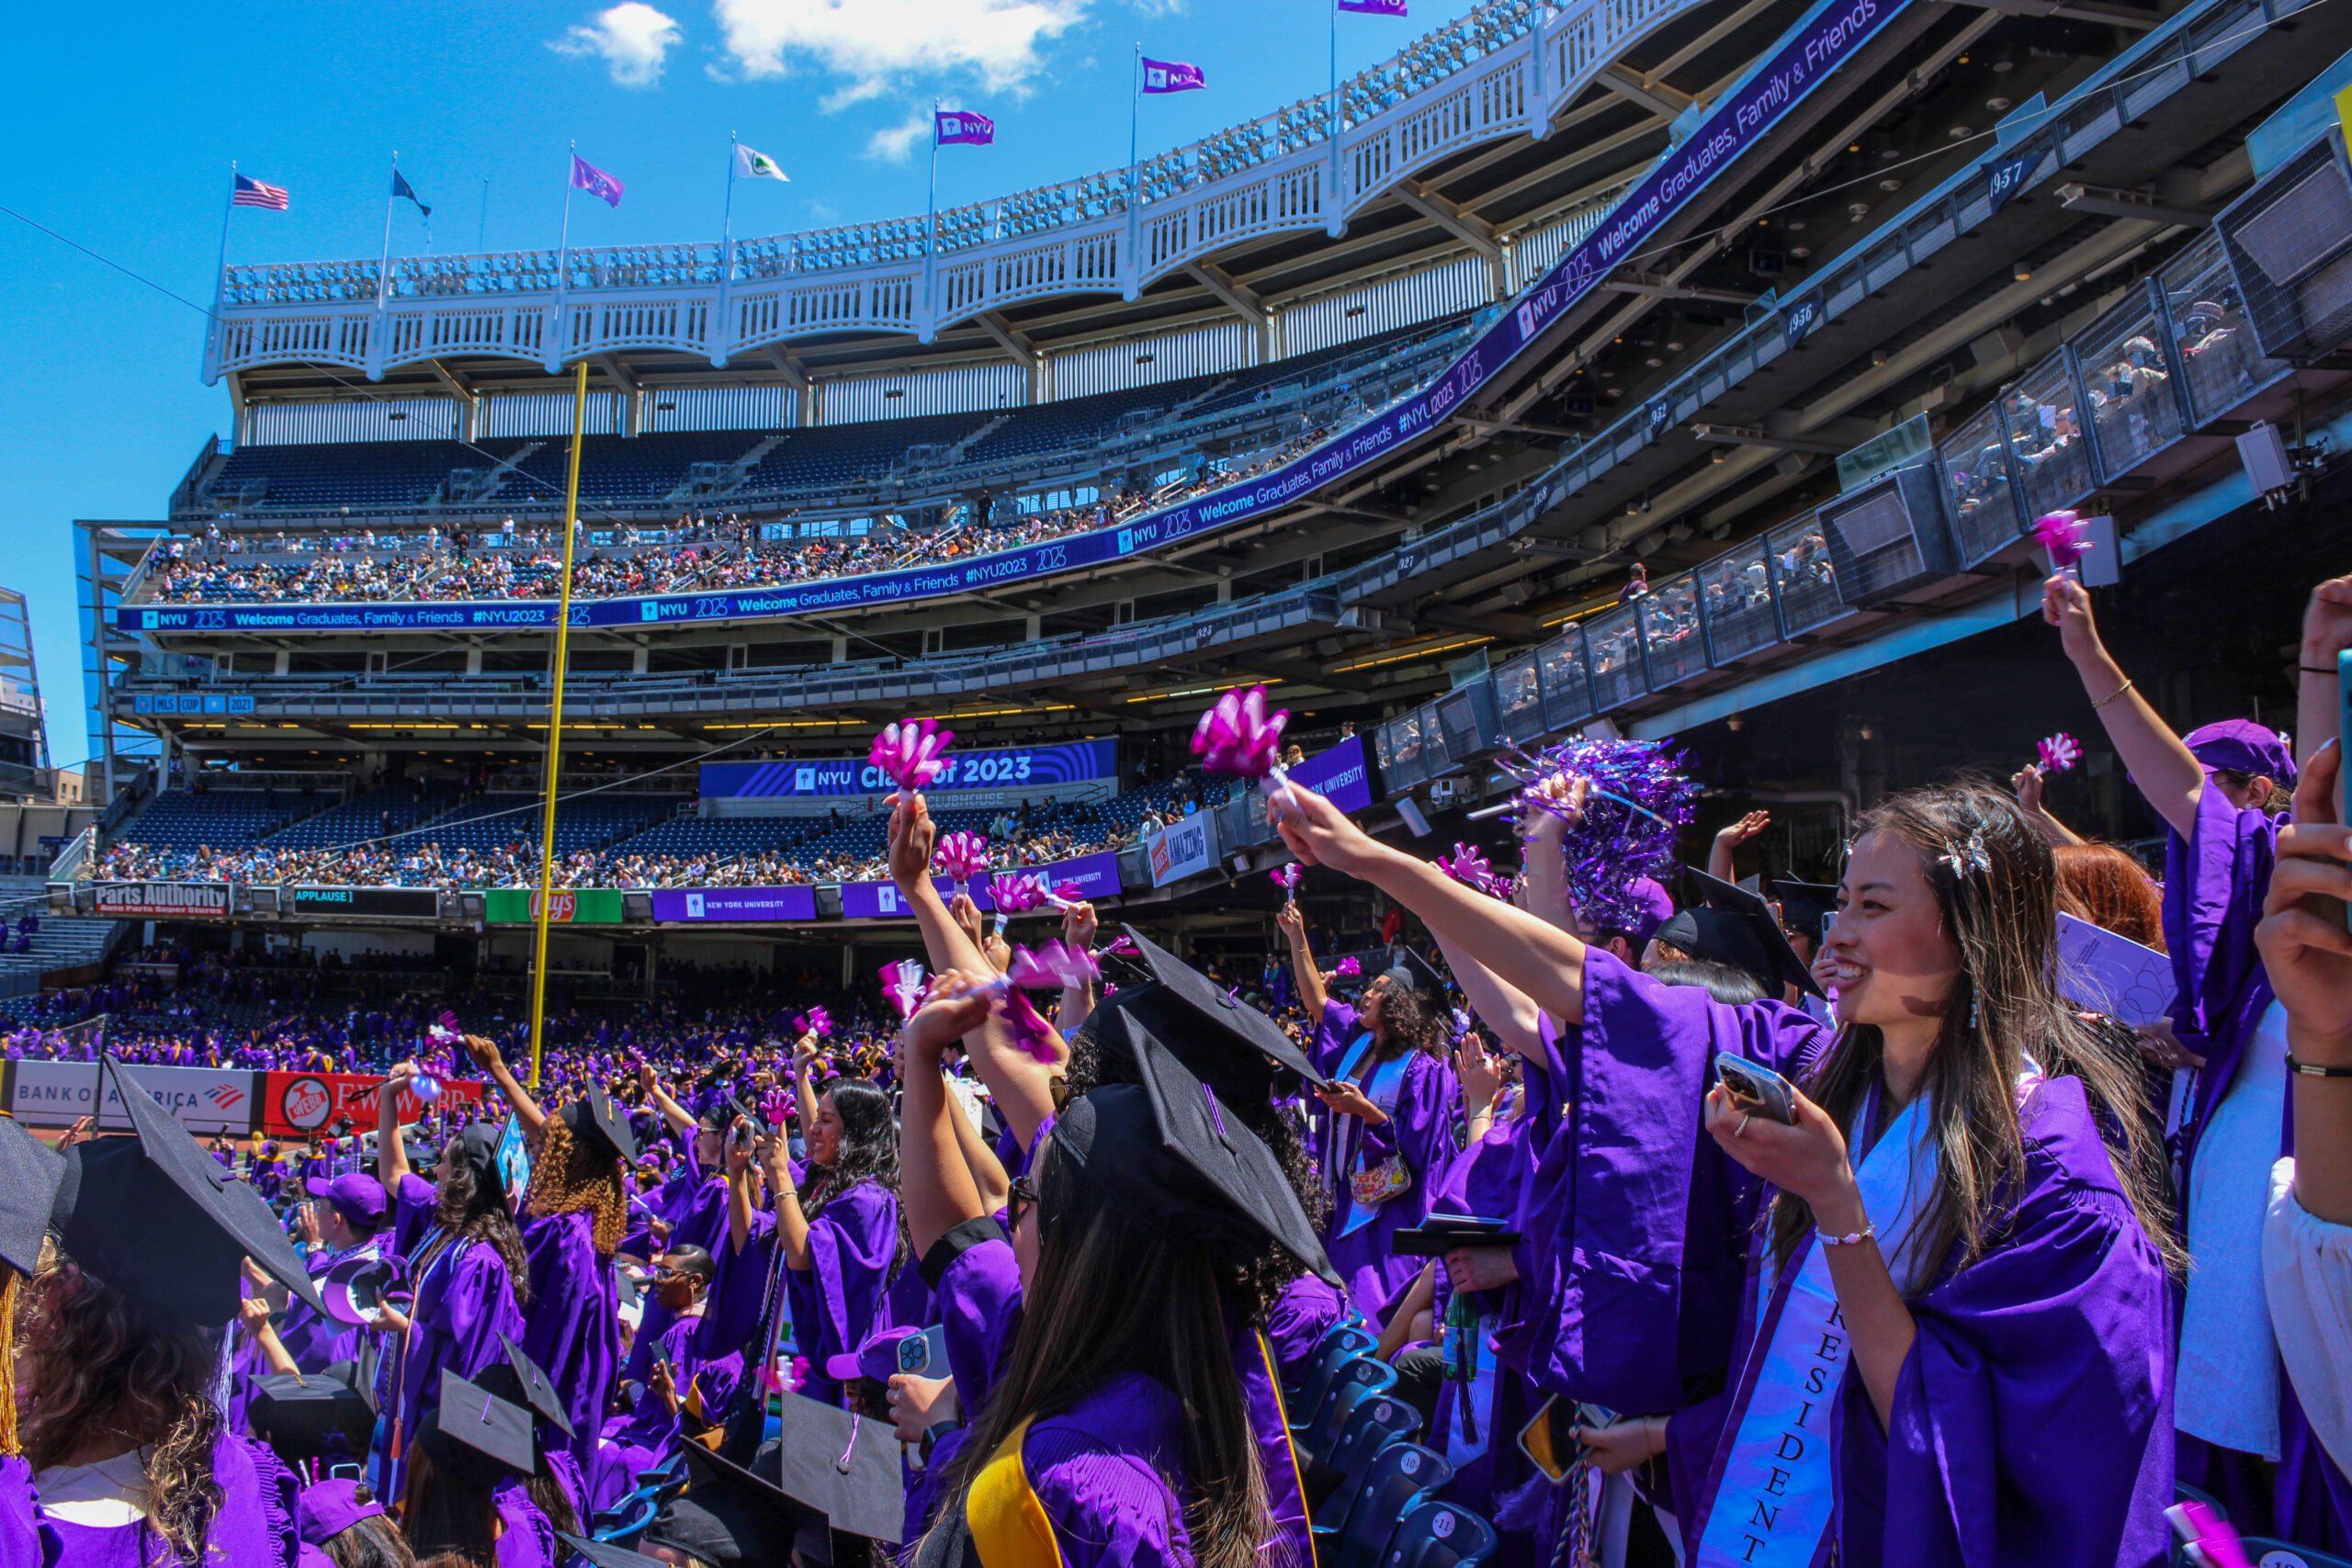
xmin=1716 ymin=1054 xmax=1798 ymax=1125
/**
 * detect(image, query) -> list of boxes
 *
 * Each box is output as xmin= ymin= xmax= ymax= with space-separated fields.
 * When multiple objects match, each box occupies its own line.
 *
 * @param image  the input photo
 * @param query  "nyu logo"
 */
xmin=642 ymin=602 xmax=662 ymax=622
xmin=795 ymin=767 xmax=818 ymax=792
xmin=686 ymin=892 xmax=706 ymax=919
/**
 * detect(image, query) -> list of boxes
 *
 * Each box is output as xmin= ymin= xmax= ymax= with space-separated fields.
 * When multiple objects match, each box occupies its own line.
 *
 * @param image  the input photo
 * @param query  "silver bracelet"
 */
xmin=1816 ymin=1224 xmax=1875 ymax=1247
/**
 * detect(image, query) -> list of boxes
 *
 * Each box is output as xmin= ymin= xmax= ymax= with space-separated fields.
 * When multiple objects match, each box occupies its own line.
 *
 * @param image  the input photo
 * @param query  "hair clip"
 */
xmin=1938 ymin=830 xmax=1991 ymax=877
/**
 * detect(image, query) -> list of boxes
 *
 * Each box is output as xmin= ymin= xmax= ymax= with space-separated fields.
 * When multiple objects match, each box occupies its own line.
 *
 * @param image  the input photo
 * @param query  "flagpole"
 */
xmin=554 ymin=141 xmax=577 ymax=363
xmin=377 ymin=152 xmax=399 ymax=312
xmin=527 ymin=357 xmax=590 ymax=1092
xmin=479 ymin=178 xmax=490 ymax=254
xmin=717 ymin=132 xmax=739 ymax=368
xmin=206 ymin=161 xmax=236 ymax=376
xmin=1330 ymin=0 xmax=1342 ymax=201
xmin=924 ymin=100 xmax=941 ymax=323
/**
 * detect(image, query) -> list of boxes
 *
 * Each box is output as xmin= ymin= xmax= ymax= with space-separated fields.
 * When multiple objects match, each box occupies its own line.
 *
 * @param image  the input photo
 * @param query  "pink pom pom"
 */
xmin=879 ymin=960 xmax=929 ymax=1021
xmin=998 ymin=987 xmax=1062 ymax=1064
xmin=760 ymin=1089 xmax=792 ymax=1126
xmin=1333 ymin=956 xmax=1362 ymax=977
xmin=1007 ymin=940 xmax=1100 ymax=992
xmin=2033 ymin=510 xmax=2091 ymax=571
xmin=869 ymin=718 xmax=956 ymax=793
xmin=933 ymin=832 xmax=990 ymax=882
xmin=990 ymin=873 xmax=1049 ymax=914
xmin=2038 ymin=731 xmax=2083 ymax=773
xmin=794 ymin=1007 xmax=832 ymax=1038
xmin=1269 ymin=864 xmax=1302 ymax=895
xmin=1190 ymin=684 xmax=1289 ymax=779
xmin=1437 ymin=843 xmax=1503 ymax=897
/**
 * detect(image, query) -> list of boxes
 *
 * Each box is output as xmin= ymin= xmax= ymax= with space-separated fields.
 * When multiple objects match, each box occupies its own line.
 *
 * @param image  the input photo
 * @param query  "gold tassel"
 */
xmin=0 ymin=1269 xmax=17 ymax=1457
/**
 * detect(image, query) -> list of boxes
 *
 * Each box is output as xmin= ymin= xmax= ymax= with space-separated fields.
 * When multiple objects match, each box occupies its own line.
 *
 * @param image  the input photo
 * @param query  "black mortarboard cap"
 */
xmin=649 ymin=1438 xmax=798 ymax=1565
xmin=1770 ymin=880 xmax=1838 ymax=941
xmin=49 ymin=1057 xmax=323 ymax=1325
xmin=492 ymin=1332 xmax=576 ymax=1437
xmin=1091 ymin=927 xmax=1330 ymax=1102
xmin=1382 ymin=947 xmax=1450 ymax=997
xmin=246 ymin=1369 xmax=378 ymax=1464
xmin=558 ymin=1535 xmax=672 ymax=1568
xmin=560 ymin=1083 xmax=638 ymax=1164
xmin=771 ymin=1393 xmax=907 ymax=1541
xmin=1061 ymin=1033 xmax=1339 ymax=1286
xmin=0 ymin=1115 xmax=62 ymax=1277
xmin=422 ymin=1371 xmax=537 ymax=1490
xmin=1659 ymin=869 xmax=1823 ymax=998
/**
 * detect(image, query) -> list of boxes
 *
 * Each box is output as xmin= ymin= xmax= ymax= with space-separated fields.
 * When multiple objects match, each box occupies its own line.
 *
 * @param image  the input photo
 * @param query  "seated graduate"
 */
xmin=896 ymin=964 xmax=1340 ymax=1568
xmin=1273 ymin=775 xmax=2182 ymax=1568
xmin=19 ymin=1055 xmax=325 ymax=1567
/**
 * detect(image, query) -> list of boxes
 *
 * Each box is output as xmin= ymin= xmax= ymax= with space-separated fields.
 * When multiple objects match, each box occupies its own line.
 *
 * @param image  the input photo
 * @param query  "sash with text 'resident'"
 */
xmin=1690 ymin=1085 xmax=1940 ymax=1568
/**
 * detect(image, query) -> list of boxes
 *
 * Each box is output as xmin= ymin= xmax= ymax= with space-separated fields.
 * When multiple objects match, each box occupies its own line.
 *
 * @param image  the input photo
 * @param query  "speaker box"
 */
xmin=1816 ymin=462 xmax=1957 ymax=606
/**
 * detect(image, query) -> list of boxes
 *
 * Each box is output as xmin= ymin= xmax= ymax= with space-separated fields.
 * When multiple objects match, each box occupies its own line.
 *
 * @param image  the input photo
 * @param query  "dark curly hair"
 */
xmin=1063 ymin=1031 xmax=1330 ymax=1316
xmin=523 ymin=1115 xmax=628 ymax=1258
xmin=1362 ymin=976 xmax=1450 ymax=1067
xmin=19 ymin=1261 xmax=222 ymax=1563
xmin=436 ymin=1137 xmax=529 ymax=1311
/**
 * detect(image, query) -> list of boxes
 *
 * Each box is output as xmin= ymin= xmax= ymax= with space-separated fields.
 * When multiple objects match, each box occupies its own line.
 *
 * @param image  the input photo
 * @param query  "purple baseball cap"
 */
xmin=2184 ymin=719 xmax=2297 ymax=787
xmin=1623 ymin=876 xmax=1677 ymax=946
xmin=303 ymin=1173 xmax=389 ymax=1230
xmin=823 ymin=1325 xmax=922 ymax=1385
xmin=296 ymin=1478 xmax=385 ymax=1547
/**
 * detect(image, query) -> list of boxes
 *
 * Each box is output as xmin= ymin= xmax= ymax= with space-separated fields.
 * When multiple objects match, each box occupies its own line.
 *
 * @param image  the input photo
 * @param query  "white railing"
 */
xmin=209 ymin=0 xmax=1708 ymax=384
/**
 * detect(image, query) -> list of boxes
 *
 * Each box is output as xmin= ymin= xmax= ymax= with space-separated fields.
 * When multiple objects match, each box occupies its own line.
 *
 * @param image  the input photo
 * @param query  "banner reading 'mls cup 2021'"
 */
xmin=120 ymin=0 xmax=1898 ymax=645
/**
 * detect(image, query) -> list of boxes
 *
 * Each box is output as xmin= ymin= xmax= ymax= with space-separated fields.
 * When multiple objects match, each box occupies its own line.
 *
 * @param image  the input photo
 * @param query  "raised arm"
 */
xmin=1277 ymin=783 xmax=1592 ymax=1026
xmin=887 ymin=791 xmax=992 ymax=978
xmin=2256 ymin=742 xmax=2352 ymax=1225
xmin=1430 ymin=933 xmax=1544 ymax=1059
xmin=897 ymin=976 xmax=996 ymax=1257
xmin=1056 ymin=901 xmax=1100 ymax=1038
xmin=2043 ymin=576 xmax=2205 ymax=838
xmin=2294 ymin=575 xmax=2352 ymax=774
xmin=376 ymin=1059 xmax=417 ymax=1190
xmin=638 ymin=1059 xmax=696 ymax=1141
xmin=1707 ymin=810 xmax=1771 ymax=884
xmin=757 ymin=1122 xmax=816 ymax=1272
xmin=790 ymin=1032 xmax=822 ymax=1133
xmin=461 ymin=1033 xmax=545 ymax=1137
xmin=725 ymin=1120 xmax=761 ymax=1257
xmin=1276 ymin=901 xmax=1327 ymax=1018
xmin=2010 ymin=764 xmax=2086 ymax=849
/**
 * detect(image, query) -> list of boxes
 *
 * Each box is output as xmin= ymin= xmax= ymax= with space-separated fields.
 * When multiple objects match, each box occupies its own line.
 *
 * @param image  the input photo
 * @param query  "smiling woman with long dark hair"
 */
xmin=1272 ymin=774 xmax=2180 ymax=1568
xmin=727 ymin=1026 xmax=923 ymax=1416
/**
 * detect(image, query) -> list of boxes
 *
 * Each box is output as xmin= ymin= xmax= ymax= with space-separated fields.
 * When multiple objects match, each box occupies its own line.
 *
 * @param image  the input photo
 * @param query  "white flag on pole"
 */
xmin=733 ymin=143 xmax=790 ymax=182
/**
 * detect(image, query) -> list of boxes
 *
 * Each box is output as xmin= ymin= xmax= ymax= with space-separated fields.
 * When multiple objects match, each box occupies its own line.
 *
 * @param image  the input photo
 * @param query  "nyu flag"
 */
xmin=570 ymin=153 xmax=624 ymax=208
xmin=390 ymin=169 xmax=431 ymax=218
xmin=935 ymin=110 xmax=995 ymax=146
xmin=1141 ymin=57 xmax=1205 ymax=94
xmin=1337 ymin=0 xmax=1408 ymax=14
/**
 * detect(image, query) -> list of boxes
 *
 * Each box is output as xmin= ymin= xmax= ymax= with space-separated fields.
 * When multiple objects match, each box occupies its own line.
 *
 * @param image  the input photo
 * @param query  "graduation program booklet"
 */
xmin=2055 ymin=913 xmax=2174 ymax=1027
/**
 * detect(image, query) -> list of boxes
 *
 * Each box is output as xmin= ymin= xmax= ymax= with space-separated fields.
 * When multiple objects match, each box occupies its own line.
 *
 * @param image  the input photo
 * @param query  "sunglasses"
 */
xmin=1007 ymin=1176 xmax=1041 ymax=1230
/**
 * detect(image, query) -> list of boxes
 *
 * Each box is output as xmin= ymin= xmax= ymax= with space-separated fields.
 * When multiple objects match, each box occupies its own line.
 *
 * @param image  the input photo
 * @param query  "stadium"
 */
xmin=13 ymin=0 xmax=2352 ymax=1555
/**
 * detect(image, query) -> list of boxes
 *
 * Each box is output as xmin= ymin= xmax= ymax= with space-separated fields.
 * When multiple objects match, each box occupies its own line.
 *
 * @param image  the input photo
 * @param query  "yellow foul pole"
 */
xmin=527 ymin=359 xmax=589 ymax=1089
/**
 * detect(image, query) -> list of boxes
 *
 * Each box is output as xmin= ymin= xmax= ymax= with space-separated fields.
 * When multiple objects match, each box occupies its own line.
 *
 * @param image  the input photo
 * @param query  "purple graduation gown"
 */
xmin=1309 ymin=999 xmax=1462 ymax=1320
xmin=1263 ymin=1273 xmax=1349 ymax=1382
xmin=0 ymin=1456 xmax=53 ymax=1568
xmin=385 ymin=1227 xmax=525 ymax=1499
xmin=620 ymin=1164 xmax=727 ymax=1388
xmin=490 ymin=1482 xmax=556 ymax=1568
xmin=38 ymin=1435 xmax=297 ymax=1568
xmin=782 ymin=1180 xmax=921 ymax=1408
xmin=1560 ymin=953 xmax=2171 ymax=1566
xmin=2166 ymin=782 xmax=2282 ymax=1202
xmin=1423 ymin=1098 xmax=1540 ymax=1517
xmin=520 ymin=1208 xmax=620 ymax=1477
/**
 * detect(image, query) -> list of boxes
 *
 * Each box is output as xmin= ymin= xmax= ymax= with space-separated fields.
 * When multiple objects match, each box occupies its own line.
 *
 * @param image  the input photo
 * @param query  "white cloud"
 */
xmin=552 ymin=3 xmax=684 ymax=88
xmin=863 ymin=114 xmax=931 ymax=164
xmin=709 ymin=0 xmax=1090 ymax=98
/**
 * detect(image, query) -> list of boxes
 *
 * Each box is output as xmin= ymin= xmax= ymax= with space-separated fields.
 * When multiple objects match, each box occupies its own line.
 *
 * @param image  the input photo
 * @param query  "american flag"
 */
xmin=232 ymin=174 xmax=289 ymax=210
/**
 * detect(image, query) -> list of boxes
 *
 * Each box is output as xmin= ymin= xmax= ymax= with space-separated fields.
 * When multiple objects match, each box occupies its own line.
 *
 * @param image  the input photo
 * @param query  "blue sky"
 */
xmin=0 ymin=0 xmax=1478 ymax=770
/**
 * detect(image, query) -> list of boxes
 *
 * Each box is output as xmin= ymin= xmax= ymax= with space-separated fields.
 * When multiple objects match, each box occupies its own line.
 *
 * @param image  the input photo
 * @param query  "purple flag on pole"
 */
xmin=934 ymin=109 xmax=996 ymax=147
xmin=1141 ymin=57 xmax=1206 ymax=94
xmin=569 ymin=153 xmax=624 ymax=208
xmin=1337 ymin=0 xmax=1408 ymax=13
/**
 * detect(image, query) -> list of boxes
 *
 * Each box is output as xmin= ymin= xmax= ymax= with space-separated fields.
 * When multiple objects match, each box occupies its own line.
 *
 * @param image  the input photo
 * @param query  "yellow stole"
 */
xmin=967 ymin=1417 xmax=1065 ymax=1568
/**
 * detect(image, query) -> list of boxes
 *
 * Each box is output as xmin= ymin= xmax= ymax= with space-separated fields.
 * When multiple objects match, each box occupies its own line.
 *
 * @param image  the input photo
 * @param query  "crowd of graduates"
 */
xmin=1 ymin=570 xmax=2351 ymax=1567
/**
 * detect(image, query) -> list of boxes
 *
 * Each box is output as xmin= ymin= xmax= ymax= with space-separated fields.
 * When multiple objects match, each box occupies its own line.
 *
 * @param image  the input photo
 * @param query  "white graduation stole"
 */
xmin=1692 ymin=1086 xmax=1941 ymax=1568
xmin=1329 ymin=1033 xmax=1411 ymax=1238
